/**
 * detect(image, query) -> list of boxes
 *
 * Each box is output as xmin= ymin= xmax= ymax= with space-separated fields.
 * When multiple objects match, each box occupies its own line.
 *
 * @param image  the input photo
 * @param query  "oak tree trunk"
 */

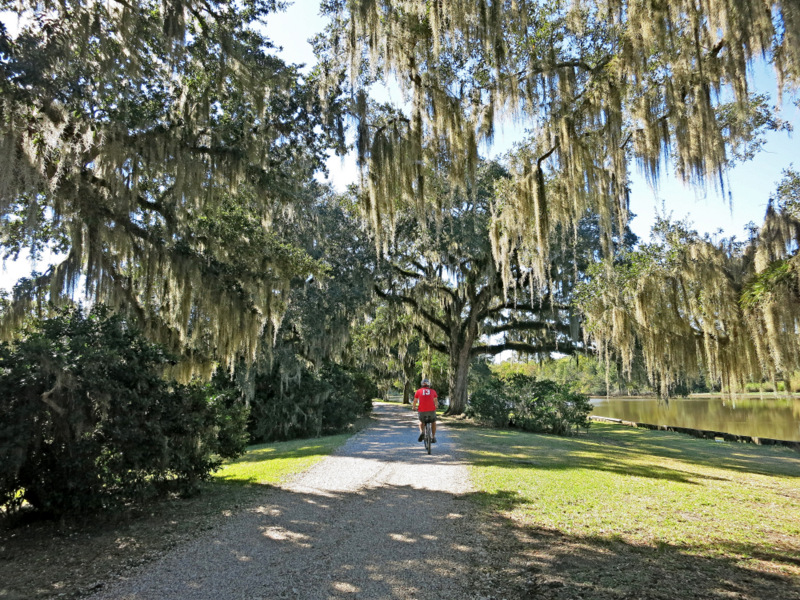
xmin=446 ymin=336 xmax=474 ymax=415
xmin=402 ymin=378 xmax=413 ymax=404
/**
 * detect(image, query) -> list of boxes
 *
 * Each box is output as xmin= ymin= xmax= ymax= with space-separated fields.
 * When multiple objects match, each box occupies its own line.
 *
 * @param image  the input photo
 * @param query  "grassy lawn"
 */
xmin=447 ymin=421 xmax=800 ymax=599
xmin=213 ymin=432 xmax=355 ymax=485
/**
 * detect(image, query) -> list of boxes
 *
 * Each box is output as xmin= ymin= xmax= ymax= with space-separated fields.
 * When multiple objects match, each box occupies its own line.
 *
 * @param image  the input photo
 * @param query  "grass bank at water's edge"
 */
xmin=446 ymin=420 xmax=800 ymax=599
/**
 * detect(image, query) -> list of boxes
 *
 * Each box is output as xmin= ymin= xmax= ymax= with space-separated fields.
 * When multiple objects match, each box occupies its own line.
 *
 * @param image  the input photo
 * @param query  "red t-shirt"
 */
xmin=414 ymin=386 xmax=438 ymax=412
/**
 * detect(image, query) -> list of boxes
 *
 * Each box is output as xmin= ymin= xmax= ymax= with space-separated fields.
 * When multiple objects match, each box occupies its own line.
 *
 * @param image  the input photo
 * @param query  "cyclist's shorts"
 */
xmin=418 ymin=410 xmax=437 ymax=423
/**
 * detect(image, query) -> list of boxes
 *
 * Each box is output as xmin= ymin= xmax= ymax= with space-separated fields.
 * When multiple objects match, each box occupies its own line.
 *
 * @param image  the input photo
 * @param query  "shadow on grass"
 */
xmin=448 ymin=422 xmax=800 ymax=485
xmin=471 ymin=490 xmax=800 ymax=600
xmin=462 ymin=442 xmax=725 ymax=485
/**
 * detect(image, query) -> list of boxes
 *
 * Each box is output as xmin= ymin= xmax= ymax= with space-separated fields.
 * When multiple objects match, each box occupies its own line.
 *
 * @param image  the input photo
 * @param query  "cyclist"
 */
xmin=412 ymin=378 xmax=439 ymax=443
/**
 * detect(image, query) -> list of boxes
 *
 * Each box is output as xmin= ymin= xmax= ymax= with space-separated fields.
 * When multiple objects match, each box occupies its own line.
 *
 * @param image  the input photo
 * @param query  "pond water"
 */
xmin=590 ymin=396 xmax=800 ymax=442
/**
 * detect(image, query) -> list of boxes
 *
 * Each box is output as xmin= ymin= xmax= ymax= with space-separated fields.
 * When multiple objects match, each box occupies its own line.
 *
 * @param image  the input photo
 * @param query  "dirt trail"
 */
xmin=89 ymin=403 xmax=486 ymax=599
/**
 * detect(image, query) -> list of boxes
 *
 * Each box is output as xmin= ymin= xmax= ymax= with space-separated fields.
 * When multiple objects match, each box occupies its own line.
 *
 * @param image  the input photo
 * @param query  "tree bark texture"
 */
xmin=402 ymin=378 xmax=413 ymax=404
xmin=446 ymin=322 xmax=477 ymax=415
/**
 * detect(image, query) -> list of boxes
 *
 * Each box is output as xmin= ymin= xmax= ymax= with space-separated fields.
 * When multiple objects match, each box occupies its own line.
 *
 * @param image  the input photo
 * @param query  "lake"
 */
xmin=590 ymin=396 xmax=800 ymax=442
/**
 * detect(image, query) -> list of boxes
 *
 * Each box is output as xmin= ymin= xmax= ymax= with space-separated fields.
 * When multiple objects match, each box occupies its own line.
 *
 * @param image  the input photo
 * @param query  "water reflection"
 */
xmin=591 ymin=396 xmax=800 ymax=442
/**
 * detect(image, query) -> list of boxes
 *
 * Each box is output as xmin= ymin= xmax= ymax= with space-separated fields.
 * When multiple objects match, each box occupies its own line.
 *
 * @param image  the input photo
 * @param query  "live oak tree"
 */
xmin=0 ymin=0 xmax=342 ymax=377
xmin=319 ymin=0 xmax=798 ymax=389
xmin=577 ymin=170 xmax=800 ymax=397
xmin=266 ymin=186 xmax=378 ymax=379
xmin=229 ymin=187 xmax=380 ymax=439
xmin=373 ymin=162 xmax=603 ymax=414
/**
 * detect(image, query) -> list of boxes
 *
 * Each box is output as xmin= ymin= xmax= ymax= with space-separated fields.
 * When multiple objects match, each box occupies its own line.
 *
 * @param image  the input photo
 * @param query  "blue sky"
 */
xmin=2 ymin=2 xmax=798 ymax=291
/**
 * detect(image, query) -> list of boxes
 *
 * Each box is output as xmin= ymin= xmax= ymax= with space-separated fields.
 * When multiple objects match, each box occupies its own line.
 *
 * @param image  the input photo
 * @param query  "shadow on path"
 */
xmin=89 ymin=403 xmax=480 ymax=599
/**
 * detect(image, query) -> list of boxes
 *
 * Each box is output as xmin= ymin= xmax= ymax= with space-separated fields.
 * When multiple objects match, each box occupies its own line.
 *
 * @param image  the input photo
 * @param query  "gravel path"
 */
xmin=89 ymin=403 xmax=486 ymax=599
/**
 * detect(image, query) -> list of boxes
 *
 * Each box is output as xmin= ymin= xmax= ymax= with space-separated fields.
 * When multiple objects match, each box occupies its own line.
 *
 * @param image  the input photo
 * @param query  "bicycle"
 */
xmin=423 ymin=419 xmax=433 ymax=455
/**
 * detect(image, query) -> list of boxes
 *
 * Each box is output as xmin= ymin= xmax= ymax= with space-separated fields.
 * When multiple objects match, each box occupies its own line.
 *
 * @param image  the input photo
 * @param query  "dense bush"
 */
xmin=467 ymin=372 xmax=592 ymax=435
xmin=248 ymin=363 xmax=375 ymax=442
xmin=510 ymin=377 xmax=593 ymax=435
xmin=465 ymin=376 xmax=511 ymax=427
xmin=0 ymin=308 xmax=248 ymax=515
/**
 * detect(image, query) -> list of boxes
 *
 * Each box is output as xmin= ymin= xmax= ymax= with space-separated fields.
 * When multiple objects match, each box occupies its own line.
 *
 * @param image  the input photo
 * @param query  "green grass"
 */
xmin=212 ymin=432 xmax=354 ymax=485
xmin=449 ymin=422 xmax=800 ymax=578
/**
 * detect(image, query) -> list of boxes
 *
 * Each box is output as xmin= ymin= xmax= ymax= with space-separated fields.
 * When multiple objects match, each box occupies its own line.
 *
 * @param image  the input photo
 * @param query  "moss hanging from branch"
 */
xmin=0 ymin=1 xmax=338 ymax=378
xmin=322 ymin=0 xmax=798 ymax=282
xmin=577 ymin=172 xmax=800 ymax=397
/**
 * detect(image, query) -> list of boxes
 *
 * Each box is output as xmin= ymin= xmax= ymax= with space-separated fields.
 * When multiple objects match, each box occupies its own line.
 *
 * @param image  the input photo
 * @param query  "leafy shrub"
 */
xmin=0 ymin=307 xmax=248 ymax=515
xmin=248 ymin=363 xmax=375 ymax=443
xmin=509 ymin=377 xmax=593 ymax=435
xmin=465 ymin=376 xmax=511 ymax=427
xmin=467 ymin=372 xmax=592 ymax=435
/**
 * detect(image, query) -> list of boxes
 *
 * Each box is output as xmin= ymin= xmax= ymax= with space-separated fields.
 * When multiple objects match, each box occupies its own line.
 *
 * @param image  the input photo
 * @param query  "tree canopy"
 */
xmin=0 ymin=0 xmax=342 ymax=377
xmin=320 ymin=0 xmax=798 ymax=285
xmin=2 ymin=0 xmax=798 ymax=401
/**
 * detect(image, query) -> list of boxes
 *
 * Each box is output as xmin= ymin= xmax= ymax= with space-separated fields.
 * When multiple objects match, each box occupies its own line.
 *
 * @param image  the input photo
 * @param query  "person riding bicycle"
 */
xmin=412 ymin=378 xmax=439 ymax=443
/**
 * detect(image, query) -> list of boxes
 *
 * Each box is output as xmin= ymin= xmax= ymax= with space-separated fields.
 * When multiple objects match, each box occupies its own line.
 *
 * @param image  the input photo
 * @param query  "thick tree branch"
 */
xmin=373 ymin=285 xmax=449 ymax=335
xmin=516 ymin=56 xmax=613 ymax=81
xmin=411 ymin=323 xmax=448 ymax=354
xmin=389 ymin=263 xmax=425 ymax=280
xmin=480 ymin=298 xmax=568 ymax=320
xmin=470 ymin=341 xmax=582 ymax=357
xmin=484 ymin=320 xmax=572 ymax=336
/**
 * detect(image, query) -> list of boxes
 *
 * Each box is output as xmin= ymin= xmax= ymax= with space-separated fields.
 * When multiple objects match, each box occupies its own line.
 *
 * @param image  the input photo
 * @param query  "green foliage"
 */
xmin=774 ymin=168 xmax=800 ymax=219
xmin=743 ymin=373 xmax=800 ymax=393
xmin=494 ymin=354 xmax=672 ymax=396
xmin=247 ymin=364 xmax=375 ymax=443
xmin=0 ymin=307 xmax=248 ymax=515
xmin=467 ymin=370 xmax=592 ymax=435
xmin=509 ymin=377 xmax=593 ymax=435
xmin=740 ymin=259 xmax=795 ymax=310
xmin=0 ymin=1 xmax=343 ymax=377
xmin=234 ymin=191 xmax=377 ymax=442
xmin=494 ymin=356 xmax=613 ymax=396
xmin=415 ymin=350 xmax=449 ymax=399
xmin=466 ymin=376 xmax=511 ymax=428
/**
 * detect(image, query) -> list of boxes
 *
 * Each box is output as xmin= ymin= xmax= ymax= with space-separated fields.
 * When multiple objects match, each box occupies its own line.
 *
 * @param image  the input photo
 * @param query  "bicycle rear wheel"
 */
xmin=425 ymin=422 xmax=432 ymax=454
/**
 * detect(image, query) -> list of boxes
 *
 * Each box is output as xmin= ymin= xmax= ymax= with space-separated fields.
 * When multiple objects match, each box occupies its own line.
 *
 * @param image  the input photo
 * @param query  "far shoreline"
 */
xmin=591 ymin=392 xmax=800 ymax=400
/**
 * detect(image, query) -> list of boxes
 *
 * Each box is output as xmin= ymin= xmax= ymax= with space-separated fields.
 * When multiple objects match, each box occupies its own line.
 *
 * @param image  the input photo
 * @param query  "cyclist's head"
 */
xmin=421 ymin=378 xmax=431 ymax=387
